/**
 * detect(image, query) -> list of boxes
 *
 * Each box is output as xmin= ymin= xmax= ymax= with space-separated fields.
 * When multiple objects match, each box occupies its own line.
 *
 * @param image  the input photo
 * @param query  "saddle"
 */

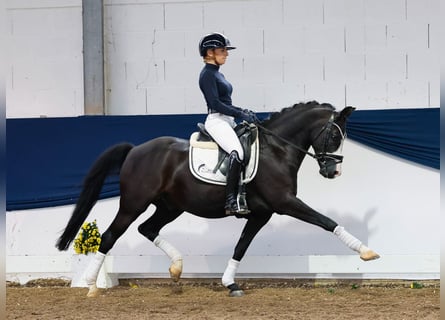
xmin=189 ymin=122 xmax=259 ymax=185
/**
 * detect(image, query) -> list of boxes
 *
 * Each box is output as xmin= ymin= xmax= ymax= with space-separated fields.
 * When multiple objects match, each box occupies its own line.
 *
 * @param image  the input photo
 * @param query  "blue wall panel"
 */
xmin=6 ymin=108 xmax=438 ymax=211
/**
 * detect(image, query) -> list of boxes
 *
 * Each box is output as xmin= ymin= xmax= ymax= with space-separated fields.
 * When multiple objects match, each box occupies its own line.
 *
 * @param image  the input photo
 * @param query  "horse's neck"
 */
xmin=268 ymin=117 xmax=312 ymax=150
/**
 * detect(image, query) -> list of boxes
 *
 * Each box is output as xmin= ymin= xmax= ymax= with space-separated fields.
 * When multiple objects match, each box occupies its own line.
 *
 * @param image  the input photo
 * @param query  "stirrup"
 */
xmin=236 ymin=191 xmax=250 ymax=214
xmin=225 ymin=206 xmax=250 ymax=216
xmin=225 ymin=196 xmax=250 ymax=216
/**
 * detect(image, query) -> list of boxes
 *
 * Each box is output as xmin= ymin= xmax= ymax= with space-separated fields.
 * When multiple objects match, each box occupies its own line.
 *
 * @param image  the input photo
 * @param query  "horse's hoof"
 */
xmin=169 ymin=259 xmax=183 ymax=282
xmin=360 ymin=247 xmax=380 ymax=261
xmin=86 ymin=284 xmax=100 ymax=298
xmin=227 ymin=283 xmax=244 ymax=297
xmin=170 ymin=282 xmax=183 ymax=294
xmin=229 ymin=289 xmax=245 ymax=297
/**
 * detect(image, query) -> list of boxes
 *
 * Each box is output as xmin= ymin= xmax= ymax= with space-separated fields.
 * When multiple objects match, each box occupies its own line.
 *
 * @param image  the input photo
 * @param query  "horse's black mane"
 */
xmin=261 ymin=100 xmax=335 ymax=125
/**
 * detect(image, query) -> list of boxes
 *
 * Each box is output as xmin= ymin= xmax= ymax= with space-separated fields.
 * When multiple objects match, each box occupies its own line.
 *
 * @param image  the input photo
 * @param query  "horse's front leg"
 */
xmin=275 ymin=194 xmax=380 ymax=261
xmin=222 ymin=214 xmax=271 ymax=297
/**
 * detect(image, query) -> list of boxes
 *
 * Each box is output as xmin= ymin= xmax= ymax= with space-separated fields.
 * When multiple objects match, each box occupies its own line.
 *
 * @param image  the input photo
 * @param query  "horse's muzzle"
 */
xmin=316 ymin=154 xmax=344 ymax=179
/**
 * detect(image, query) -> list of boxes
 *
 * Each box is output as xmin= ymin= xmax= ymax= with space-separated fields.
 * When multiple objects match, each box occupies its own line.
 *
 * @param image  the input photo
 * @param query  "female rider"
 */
xmin=198 ymin=32 xmax=258 ymax=215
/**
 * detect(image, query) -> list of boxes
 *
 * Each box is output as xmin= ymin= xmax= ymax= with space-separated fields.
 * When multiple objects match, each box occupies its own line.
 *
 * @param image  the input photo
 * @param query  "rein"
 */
xmin=255 ymin=123 xmax=318 ymax=159
xmin=254 ymin=113 xmax=345 ymax=164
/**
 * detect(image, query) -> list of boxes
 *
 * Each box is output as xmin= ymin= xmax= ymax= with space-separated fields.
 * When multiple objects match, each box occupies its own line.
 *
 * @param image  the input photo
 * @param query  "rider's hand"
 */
xmin=241 ymin=109 xmax=259 ymax=123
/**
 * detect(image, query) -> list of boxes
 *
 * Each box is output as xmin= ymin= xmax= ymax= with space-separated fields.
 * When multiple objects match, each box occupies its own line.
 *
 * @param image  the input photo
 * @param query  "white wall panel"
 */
xmin=33 ymin=89 xmax=82 ymax=116
xmin=146 ymin=85 xmax=186 ymax=114
xmin=9 ymin=7 xmax=55 ymax=35
xmin=185 ymin=29 xmax=210 ymax=57
xmin=325 ymin=53 xmax=365 ymax=82
xmin=128 ymin=59 xmax=165 ymax=87
xmin=223 ymin=27 xmax=264 ymax=57
xmin=119 ymin=3 xmax=164 ymax=33
xmin=303 ymin=24 xmax=345 ymax=54
xmin=283 ymin=0 xmax=324 ymax=25
xmin=242 ymin=56 xmax=283 ymax=84
xmin=184 ymin=85 xmax=204 ymax=114
xmin=242 ymin=0 xmax=283 ymax=28
xmin=387 ymin=80 xmax=430 ymax=108
xmin=429 ymin=80 xmax=439 ymax=107
xmin=212 ymin=55 xmax=242 ymax=78
xmin=303 ymin=80 xmax=346 ymax=107
xmin=363 ymin=24 xmax=388 ymax=53
xmin=346 ymin=80 xmax=388 ymax=109
xmin=344 ymin=24 xmax=365 ymax=54
xmin=324 ymin=0 xmax=365 ymax=25
xmin=6 ymin=2 xmax=83 ymax=118
xmin=387 ymin=22 xmax=429 ymax=52
xmin=105 ymin=32 xmax=156 ymax=61
xmin=231 ymin=84 xmax=266 ymax=110
xmin=264 ymin=27 xmax=304 ymax=56
xmin=151 ymin=30 xmax=187 ymax=58
xmin=408 ymin=51 xmax=439 ymax=82
xmin=6 ymin=0 xmax=439 ymax=117
xmin=428 ymin=22 xmax=439 ymax=51
xmin=365 ymin=53 xmax=406 ymax=81
xmin=164 ymin=2 xmax=202 ymax=30
xmin=203 ymin=2 xmax=244 ymax=30
xmin=103 ymin=4 xmax=126 ymax=32
xmin=283 ymin=54 xmax=324 ymax=82
xmin=407 ymin=0 xmax=439 ymax=22
xmin=364 ymin=0 xmax=406 ymax=24
xmin=262 ymin=83 xmax=305 ymax=112
xmin=106 ymin=85 xmax=148 ymax=115
xmin=164 ymin=58 xmax=201 ymax=85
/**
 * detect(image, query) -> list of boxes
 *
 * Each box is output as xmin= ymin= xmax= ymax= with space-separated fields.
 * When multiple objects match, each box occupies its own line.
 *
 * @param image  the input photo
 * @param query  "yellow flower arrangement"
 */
xmin=73 ymin=220 xmax=101 ymax=255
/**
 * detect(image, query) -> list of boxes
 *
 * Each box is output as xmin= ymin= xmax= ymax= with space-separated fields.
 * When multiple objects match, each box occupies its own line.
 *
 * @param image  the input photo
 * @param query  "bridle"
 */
xmin=311 ymin=114 xmax=346 ymax=177
xmin=256 ymin=113 xmax=346 ymax=177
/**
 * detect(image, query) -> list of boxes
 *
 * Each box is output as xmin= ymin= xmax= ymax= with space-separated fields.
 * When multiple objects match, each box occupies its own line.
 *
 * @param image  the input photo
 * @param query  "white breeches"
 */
xmin=205 ymin=113 xmax=244 ymax=160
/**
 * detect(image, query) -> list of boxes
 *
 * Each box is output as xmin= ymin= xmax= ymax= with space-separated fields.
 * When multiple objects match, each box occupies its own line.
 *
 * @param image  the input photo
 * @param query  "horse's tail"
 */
xmin=55 ymin=142 xmax=134 ymax=251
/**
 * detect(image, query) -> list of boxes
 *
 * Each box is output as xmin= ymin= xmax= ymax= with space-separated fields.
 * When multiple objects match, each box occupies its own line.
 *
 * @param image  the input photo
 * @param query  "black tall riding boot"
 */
xmin=225 ymin=151 xmax=250 ymax=215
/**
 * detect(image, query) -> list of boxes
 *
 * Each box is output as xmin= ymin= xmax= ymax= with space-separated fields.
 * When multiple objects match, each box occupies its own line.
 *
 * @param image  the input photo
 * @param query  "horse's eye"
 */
xmin=328 ymin=131 xmax=337 ymax=141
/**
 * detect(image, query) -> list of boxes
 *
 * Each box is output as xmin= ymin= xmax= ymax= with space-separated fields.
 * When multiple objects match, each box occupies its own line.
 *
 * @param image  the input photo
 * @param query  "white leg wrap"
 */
xmin=222 ymin=258 xmax=240 ymax=287
xmin=333 ymin=226 xmax=362 ymax=253
xmin=153 ymin=236 xmax=182 ymax=262
xmin=84 ymin=251 xmax=106 ymax=286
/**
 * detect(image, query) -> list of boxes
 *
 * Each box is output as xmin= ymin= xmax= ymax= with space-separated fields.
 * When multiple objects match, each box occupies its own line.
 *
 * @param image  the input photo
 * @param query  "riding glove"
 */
xmin=238 ymin=109 xmax=259 ymax=123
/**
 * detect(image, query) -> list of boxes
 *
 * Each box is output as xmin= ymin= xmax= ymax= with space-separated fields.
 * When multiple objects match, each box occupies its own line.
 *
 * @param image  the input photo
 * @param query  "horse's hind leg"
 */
xmin=84 ymin=205 xmax=147 ymax=297
xmin=137 ymin=202 xmax=184 ymax=282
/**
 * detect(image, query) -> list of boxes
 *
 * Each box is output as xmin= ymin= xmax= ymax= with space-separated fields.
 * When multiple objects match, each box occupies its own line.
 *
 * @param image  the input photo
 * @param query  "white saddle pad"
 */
xmin=189 ymin=132 xmax=259 ymax=185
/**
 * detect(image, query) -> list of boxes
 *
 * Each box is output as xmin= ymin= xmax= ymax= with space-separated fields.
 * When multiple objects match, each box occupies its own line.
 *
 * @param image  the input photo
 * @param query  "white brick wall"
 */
xmin=5 ymin=0 xmax=439 ymax=117
xmin=364 ymin=0 xmax=406 ymax=24
xmin=6 ymin=1 xmax=83 ymax=118
xmin=103 ymin=0 xmax=439 ymax=114
xmin=283 ymin=0 xmax=324 ymax=25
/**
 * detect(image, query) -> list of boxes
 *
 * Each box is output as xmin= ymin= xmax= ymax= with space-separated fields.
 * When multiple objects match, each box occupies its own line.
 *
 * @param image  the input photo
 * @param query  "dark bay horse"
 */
xmin=56 ymin=101 xmax=379 ymax=297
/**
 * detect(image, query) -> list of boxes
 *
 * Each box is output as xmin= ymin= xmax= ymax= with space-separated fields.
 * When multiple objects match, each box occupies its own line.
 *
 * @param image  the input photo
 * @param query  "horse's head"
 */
xmin=311 ymin=106 xmax=355 ymax=179
xmin=258 ymin=101 xmax=355 ymax=179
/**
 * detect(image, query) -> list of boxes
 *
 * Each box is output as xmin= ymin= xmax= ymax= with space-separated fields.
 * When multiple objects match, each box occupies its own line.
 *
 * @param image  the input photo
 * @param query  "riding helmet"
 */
xmin=199 ymin=32 xmax=236 ymax=57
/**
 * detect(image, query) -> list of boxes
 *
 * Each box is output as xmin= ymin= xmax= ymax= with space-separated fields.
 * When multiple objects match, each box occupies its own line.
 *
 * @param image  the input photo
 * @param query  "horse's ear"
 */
xmin=337 ymin=106 xmax=355 ymax=120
